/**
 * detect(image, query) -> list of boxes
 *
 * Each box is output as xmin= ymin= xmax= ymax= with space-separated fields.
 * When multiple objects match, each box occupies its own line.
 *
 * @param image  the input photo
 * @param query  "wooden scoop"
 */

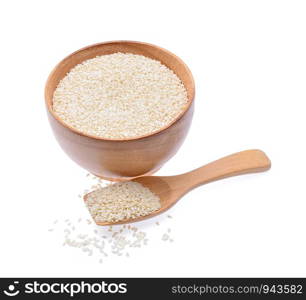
xmin=85 ymin=149 xmax=271 ymax=226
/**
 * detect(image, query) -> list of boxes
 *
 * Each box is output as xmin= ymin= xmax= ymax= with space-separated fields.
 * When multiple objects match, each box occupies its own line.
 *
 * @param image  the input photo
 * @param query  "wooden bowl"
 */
xmin=45 ymin=41 xmax=195 ymax=181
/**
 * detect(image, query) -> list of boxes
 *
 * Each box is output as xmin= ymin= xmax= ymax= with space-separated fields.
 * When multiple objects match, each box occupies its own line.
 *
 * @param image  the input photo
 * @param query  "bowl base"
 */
xmin=93 ymin=168 xmax=161 ymax=182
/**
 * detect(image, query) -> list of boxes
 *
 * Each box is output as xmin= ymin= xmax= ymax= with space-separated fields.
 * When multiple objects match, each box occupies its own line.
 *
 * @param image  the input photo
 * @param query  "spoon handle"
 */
xmin=179 ymin=149 xmax=271 ymax=190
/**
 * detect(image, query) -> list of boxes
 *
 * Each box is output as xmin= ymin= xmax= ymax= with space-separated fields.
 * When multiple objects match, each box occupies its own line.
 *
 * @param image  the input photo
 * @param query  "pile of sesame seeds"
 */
xmin=48 ymin=216 xmax=174 ymax=263
xmin=48 ymin=174 xmax=174 ymax=263
xmin=52 ymin=52 xmax=188 ymax=139
xmin=85 ymin=181 xmax=161 ymax=223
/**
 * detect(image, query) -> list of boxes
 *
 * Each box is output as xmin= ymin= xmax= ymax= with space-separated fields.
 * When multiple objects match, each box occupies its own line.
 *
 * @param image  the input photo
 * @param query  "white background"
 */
xmin=0 ymin=0 xmax=305 ymax=277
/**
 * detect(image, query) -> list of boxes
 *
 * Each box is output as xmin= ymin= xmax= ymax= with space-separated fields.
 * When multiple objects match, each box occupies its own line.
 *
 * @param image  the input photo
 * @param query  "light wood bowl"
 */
xmin=45 ymin=41 xmax=195 ymax=181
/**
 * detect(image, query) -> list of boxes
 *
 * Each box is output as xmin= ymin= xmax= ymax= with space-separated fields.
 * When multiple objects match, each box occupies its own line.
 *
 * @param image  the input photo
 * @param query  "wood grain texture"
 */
xmin=88 ymin=149 xmax=271 ymax=225
xmin=45 ymin=41 xmax=195 ymax=180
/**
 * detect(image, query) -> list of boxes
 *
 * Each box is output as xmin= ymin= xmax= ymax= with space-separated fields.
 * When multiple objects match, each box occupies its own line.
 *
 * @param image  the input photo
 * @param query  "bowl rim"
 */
xmin=45 ymin=40 xmax=195 ymax=142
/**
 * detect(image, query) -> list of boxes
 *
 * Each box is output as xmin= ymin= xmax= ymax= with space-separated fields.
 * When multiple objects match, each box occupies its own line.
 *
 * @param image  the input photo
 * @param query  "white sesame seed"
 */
xmin=86 ymin=182 xmax=161 ymax=223
xmin=53 ymin=53 xmax=188 ymax=139
xmin=162 ymin=234 xmax=169 ymax=241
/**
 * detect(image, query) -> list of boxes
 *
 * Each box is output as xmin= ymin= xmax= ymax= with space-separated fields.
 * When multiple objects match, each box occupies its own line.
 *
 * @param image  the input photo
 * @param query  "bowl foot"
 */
xmin=93 ymin=168 xmax=161 ymax=182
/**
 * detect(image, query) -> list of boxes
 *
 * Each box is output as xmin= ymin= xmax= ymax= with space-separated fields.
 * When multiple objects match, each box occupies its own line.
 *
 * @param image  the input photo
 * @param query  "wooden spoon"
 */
xmin=84 ymin=149 xmax=271 ymax=226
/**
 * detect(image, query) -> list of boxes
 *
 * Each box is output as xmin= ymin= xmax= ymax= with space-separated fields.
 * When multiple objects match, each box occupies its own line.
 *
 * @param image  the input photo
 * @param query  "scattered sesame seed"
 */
xmin=162 ymin=234 xmax=169 ymax=241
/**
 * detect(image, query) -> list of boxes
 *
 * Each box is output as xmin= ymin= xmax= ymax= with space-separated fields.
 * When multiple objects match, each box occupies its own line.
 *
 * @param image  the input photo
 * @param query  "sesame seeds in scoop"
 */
xmin=85 ymin=181 xmax=161 ymax=223
xmin=52 ymin=52 xmax=188 ymax=139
